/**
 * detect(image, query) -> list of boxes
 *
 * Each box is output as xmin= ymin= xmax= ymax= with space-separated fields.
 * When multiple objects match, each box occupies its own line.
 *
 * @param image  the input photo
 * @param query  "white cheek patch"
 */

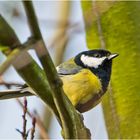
xmin=56 ymin=66 xmax=59 ymax=72
xmin=81 ymin=54 xmax=106 ymax=68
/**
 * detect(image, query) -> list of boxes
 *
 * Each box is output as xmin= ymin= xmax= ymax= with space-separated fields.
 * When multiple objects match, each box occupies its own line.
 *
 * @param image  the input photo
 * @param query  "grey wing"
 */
xmin=56 ymin=58 xmax=82 ymax=75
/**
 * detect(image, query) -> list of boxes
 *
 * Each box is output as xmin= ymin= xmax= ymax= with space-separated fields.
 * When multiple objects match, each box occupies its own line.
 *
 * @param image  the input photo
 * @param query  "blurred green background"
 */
xmin=82 ymin=1 xmax=140 ymax=139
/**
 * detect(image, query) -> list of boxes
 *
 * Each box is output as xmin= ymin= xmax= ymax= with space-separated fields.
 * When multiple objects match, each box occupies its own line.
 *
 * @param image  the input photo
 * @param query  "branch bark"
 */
xmin=16 ymin=98 xmax=50 ymax=139
xmin=0 ymin=2 xmax=91 ymax=139
xmin=22 ymin=1 xmax=90 ymax=138
xmin=0 ymin=14 xmax=59 ymax=119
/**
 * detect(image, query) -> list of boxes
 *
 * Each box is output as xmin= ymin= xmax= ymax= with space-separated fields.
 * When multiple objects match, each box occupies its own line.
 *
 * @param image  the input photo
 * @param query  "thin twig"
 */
xmin=16 ymin=98 xmax=50 ymax=139
xmin=30 ymin=117 xmax=36 ymax=140
xmin=22 ymin=97 xmax=28 ymax=140
xmin=17 ymin=98 xmax=32 ymax=117
xmin=16 ymin=97 xmax=29 ymax=140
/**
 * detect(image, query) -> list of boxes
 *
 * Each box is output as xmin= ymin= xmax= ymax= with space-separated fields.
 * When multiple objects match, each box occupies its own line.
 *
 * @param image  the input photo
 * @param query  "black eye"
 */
xmin=107 ymin=53 xmax=110 ymax=56
xmin=94 ymin=54 xmax=101 ymax=57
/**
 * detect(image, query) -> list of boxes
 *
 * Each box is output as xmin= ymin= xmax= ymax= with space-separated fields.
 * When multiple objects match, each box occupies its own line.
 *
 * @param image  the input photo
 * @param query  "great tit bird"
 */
xmin=0 ymin=49 xmax=118 ymax=113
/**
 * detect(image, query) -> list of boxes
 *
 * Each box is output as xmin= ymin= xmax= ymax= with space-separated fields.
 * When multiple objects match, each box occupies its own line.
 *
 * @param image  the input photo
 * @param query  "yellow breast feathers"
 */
xmin=60 ymin=69 xmax=102 ymax=106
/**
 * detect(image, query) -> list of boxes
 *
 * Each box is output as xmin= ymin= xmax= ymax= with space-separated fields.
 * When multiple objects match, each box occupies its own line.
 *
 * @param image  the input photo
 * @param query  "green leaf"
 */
xmin=101 ymin=2 xmax=140 ymax=139
xmin=81 ymin=1 xmax=115 ymax=49
xmin=82 ymin=1 xmax=140 ymax=139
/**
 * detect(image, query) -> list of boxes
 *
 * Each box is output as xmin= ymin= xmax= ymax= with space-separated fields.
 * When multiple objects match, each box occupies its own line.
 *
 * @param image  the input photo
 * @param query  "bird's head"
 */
xmin=74 ymin=49 xmax=118 ymax=71
xmin=74 ymin=49 xmax=118 ymax=91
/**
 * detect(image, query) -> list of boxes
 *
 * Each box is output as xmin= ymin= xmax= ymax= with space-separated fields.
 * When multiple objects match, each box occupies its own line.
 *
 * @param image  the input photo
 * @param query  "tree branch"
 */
xmin=23 ymin=1 xmax=90 ymax=139
xmin=16 ymin=99 xmax=50 ymax=139
xmin=0 ymin=2 xmax=91 ymax=138
xmin=0 ymin=14 xmax=59 ymax=119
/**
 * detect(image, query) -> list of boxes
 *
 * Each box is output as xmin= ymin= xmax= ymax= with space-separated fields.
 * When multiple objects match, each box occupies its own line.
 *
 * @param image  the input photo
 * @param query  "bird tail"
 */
xmin=0 ymin=88 xmax=33 ymax=100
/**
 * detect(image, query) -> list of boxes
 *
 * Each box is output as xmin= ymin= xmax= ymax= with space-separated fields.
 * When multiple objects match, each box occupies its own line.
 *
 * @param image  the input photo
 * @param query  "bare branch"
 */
xmin=30 ymin=117 xmax=36 ymax=140
xmin=16 ymin=99 xmax=50 ymax=139
xmin=16 ymin=97 xmax=29 ymax=140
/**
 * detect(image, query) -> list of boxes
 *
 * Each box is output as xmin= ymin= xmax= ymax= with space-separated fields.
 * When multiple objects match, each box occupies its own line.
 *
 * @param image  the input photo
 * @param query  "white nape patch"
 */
xmin=56 ymin=66 xmax=59 ymax=72
xmin=81 ymin=54 xmax=106 ymax=68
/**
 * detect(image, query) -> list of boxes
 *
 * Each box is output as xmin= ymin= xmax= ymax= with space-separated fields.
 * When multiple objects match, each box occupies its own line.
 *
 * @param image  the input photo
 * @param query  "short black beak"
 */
xmin=108 ymin=53 xmax=119 ymax=60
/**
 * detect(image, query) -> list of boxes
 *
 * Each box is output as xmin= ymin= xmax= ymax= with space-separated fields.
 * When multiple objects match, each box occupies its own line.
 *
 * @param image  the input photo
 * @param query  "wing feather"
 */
xmin=57 ymin=58 xmax=82 ymax=75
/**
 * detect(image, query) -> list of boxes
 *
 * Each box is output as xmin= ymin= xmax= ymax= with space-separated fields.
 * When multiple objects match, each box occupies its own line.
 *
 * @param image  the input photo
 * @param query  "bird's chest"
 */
xmin=60 ymin=69 xmax=102 ymax=106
